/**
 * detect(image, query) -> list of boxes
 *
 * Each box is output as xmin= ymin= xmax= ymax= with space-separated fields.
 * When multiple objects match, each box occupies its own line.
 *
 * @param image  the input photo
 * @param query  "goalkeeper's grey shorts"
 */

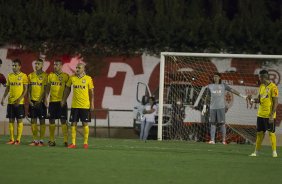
xmin=209 ymin=108 xmax=225 ymax=124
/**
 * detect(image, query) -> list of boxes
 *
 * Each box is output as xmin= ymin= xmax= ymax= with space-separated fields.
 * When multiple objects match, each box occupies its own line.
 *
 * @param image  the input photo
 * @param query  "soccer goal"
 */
xmin=158 ymin=52 xmax=282 ymax=143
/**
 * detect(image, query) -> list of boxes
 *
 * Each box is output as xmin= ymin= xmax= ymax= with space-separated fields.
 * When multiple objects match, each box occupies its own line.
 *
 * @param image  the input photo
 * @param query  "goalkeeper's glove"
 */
xmin=202 ymin=105 xmax=207 ymax=115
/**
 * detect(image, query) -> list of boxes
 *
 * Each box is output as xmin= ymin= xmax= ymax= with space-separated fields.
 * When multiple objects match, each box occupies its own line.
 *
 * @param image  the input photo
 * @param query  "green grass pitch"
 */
xmin=0 ymin=136 xmax=281 ymax=184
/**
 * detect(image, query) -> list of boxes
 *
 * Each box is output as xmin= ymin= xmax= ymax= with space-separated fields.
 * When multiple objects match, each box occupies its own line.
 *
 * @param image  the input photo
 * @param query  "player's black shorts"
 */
xmin=28 ymin=100 xmax=47 ymax=119
xmin=48 ymin=102 xmax=68 ymax=120
xmin=6 ymin=104 xmax=25 ymax=119
xmin=69 ymin=108 xmax=91 ymax=123
xmin=257 ymin=117 xmax=275 ymax=133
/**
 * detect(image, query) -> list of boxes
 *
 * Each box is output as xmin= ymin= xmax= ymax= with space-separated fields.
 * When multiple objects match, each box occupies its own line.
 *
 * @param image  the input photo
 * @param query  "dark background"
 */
xmin=0 ymin=0 xmax=281 ymax=59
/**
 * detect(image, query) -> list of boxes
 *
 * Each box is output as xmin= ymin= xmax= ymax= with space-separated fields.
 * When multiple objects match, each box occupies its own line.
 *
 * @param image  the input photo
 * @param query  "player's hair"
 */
xmin=149 ymin=96 xmax=156 ymax=108
xmin=54 ymin=59 xmax=62 ymax=64
xmin=212 ymin=72 xmax=222 ymax=84
xmin=259 ymin=69 xmax=268 ymax=75
xmin=77 ymin=62 xmax=86 ymax=68
xmin=259 ymin=69 xmax=269 ymax=79
xmin=37 ymin=58 xmax=44 ymax=63
xmin=141 ymin=95 xmax=149 ymax=105
xmin=12 ymin=59 xmax=21 ymax=66
xmin=0 ymin=58 xmax=2 ymax=64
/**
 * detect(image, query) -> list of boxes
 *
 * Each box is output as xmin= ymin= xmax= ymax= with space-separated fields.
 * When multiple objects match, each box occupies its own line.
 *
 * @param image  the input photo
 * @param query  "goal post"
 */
xmin=158 ymin=52 xmax=282 ymax=142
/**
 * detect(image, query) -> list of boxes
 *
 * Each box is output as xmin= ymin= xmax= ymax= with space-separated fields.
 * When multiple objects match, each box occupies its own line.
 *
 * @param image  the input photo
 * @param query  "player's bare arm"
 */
xmin=89 ymin=88 xmax=94 ymax=111
xmin=61 ymin=86 xmax=71 ymax=107
xmin=44 ymin=84 xmax=51 ymax=107
xmin=28 ymin=84 xmax=34 ymax=106
xmin=269 ymin=96 xmax=278 ymax=122
xmin=1 ymin=86 xmax=10 ymax=106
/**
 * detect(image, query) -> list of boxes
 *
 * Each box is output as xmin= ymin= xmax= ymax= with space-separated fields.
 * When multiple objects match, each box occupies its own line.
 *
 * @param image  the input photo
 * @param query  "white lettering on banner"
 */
xmin=222 ymin=80 xmax=233 ymax=85
xmin=104 ymin=63 xmax=136 ymax=109
xmin=1 ymin=48 xmax=282 ymax=128
xmin=102 ymin=55 xmax=159 ymax=127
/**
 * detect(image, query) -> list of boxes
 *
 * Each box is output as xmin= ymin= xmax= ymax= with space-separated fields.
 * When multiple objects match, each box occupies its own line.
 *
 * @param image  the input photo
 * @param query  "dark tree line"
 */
xmin=0 ymin=0 xmax=281 ymax=60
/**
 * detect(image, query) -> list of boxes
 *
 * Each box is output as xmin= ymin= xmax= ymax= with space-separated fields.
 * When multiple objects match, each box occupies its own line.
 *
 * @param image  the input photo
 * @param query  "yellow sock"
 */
xmin=61 ymin=124 xmax=68 ymax=143
xmin=83 ymin=125 xmax=89 ymax=144
xmin=31 ymin=124 xmax=38 ymax=140
xmin=49 ymin=124 xmax=56 ymax=142
xmin=16 ymin=121 xmax=23 ymax=142
xmin=9 ymin=122 xmax=15 ymax=141
xmin=40 ymin=124 xmax=46 ymax=140
xmin=71 ymin=126 xmax=76 ymax=145
xmin=269 ymin=132 xmax=277 ymax=151
xmin=255 ymin=131 xmax=264 ymax=151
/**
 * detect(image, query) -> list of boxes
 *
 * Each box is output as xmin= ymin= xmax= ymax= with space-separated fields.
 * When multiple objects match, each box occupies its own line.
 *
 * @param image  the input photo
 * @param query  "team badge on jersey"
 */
xmin=59 ymin=76 xmax=63 ymax=81
xmin=82 ymin=79 xmax=86 ymax=83
xmin=39 ymin=76 xmax=43 ymax=80
xmin=18 ymin=76 xmax=22 ymax=80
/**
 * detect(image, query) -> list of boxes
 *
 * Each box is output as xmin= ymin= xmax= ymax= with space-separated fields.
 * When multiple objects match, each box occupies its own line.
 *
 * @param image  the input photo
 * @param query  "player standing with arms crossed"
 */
xmin=61 ymin=63 xmax=94 ymax=149
xmin=45 ymin=60 xmax=69 ymax=147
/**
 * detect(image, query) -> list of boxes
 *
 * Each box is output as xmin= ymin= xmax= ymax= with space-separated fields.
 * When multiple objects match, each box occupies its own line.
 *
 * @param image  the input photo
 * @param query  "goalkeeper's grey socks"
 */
xmin=210 ymin=125 xmax=216 ymax=142
xmin=221 ymin=124 xmax=226 ymax=142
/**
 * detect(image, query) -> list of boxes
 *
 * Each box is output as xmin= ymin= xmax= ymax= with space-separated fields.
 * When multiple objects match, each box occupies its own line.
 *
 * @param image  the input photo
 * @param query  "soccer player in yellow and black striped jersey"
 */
xmin=1 ymin=59 xmax=28 ymax=145
xmin=250 ymin=70 xmax=279 ymax=158
xmin=45 ymin=60 xmax=69 ymax=147
xmin=61 ymin=63 xmax=94 ymax=149
xmin=28 ymin=58 xmax=48 ymax=146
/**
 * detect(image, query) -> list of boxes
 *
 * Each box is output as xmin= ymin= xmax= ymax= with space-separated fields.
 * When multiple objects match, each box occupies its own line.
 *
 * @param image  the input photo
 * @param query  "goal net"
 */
xmin=158 ymin=52 xmax=282 ymax=144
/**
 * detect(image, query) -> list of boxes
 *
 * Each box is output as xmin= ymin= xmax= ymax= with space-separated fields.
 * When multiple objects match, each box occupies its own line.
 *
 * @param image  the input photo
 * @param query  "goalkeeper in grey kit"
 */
xmin=202 ymin=73 xmax=249 ymax=144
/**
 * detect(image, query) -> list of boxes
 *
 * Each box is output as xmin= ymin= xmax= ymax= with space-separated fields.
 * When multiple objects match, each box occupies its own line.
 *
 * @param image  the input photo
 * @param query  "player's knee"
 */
xmin=269 ymin=132 xmax=275 ymax=137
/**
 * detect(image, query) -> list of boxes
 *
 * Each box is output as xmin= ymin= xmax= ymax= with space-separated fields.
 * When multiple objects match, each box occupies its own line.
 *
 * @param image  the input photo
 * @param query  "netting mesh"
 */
xmin=161 ymin=54 xmax=282 ymax=144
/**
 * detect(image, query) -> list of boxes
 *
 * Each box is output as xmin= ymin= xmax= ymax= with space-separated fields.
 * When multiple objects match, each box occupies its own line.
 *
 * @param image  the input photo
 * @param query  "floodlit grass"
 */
xmin=0 ymin=136 xmax=281 ymax=184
